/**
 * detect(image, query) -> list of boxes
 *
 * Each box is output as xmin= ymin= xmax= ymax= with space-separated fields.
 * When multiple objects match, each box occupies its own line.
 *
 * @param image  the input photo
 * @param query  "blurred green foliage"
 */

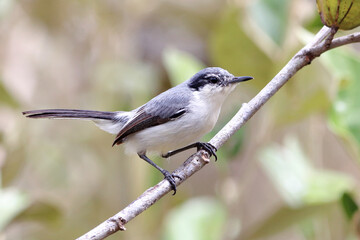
xmin=342 ymin=192 xmax=359 ymax=220
xmin=0 ymin=189 xmax=30 ymax=231
xmin=259 ymin=137 xmax=354 ymax=207
xmin=0 ymin=80 xmax=18 ymax=108
xmin=163 ymin=48 xmax=205 ymax=86
xmin=210 ymin=7 xmax=274 ymax=89
xmin=162 ymin=198 xmax=226 ymax=240
xmin=1 ymin=0 xmax=360 ymax=239
xmin=323 ymin=49 xmax=360 ymax=159
xmin=250 ymin=0 xmax=290 ymax=46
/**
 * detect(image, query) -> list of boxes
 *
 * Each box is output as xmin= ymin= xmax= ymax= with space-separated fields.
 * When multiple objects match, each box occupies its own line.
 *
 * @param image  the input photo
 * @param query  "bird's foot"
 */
xmin=162 ymin=142 xmax=218 ymax=161
xmin=161 ymin=170 xmax=181 ymax=195
xmin=197 ymin=142 xmax=218 ymax=161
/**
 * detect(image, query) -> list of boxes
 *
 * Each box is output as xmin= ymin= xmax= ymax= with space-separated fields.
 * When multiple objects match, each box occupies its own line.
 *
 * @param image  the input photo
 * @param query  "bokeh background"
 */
xmin=1 ymin=0 xmax=360 ymax=239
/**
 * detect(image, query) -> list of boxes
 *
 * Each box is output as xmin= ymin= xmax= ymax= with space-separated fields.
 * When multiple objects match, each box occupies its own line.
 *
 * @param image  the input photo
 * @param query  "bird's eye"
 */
xmin=208 ymin=76 xmax=219 ymax=84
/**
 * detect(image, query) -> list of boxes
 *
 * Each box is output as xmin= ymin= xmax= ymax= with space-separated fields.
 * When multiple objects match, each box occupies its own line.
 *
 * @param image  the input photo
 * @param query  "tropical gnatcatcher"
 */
xmin=23 ymin=67 xmax=253 ymax=194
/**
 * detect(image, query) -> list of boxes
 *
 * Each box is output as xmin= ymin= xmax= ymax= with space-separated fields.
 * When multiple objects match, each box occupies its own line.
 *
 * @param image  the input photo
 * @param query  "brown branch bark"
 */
xmin=76 ymin=26 xmax=360 ymax=240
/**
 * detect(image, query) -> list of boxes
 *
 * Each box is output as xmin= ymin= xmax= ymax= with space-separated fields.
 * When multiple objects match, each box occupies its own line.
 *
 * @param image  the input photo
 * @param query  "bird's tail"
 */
xmin=23 ymin=109 xmax=117 ymax=120
xmin=22 ymin=109 xmax=128 ymax=135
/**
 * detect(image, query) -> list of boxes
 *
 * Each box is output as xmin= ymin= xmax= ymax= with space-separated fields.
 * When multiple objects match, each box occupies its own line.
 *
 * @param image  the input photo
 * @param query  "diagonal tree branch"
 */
xmin=76 ymin=26 xmax=360 ymax=240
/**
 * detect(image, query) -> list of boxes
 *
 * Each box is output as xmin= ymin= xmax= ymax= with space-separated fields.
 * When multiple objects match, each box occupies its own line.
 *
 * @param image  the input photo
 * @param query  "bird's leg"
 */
xmin=138 ymin=153 xmax=179 ymax=195
xmin=162 ymin=142 xmax=218 ymax=161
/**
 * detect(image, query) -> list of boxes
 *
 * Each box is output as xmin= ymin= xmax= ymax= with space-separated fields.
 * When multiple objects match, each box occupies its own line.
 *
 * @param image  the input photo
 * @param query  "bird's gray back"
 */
xmin=142 ymin=83 xmax=191 ymax=118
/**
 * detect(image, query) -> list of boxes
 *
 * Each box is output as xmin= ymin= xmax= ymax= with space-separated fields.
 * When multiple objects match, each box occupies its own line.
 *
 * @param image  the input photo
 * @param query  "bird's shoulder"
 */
xmin=142 ymin=83 xmax=190 ymax=118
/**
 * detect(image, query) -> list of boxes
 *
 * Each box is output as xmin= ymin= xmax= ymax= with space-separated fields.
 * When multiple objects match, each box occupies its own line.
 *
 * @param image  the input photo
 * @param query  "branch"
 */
xmin=76 ymin=26 xmax=360 ymax=240
xmin=328 ymin=32 xmax=360 ymax=50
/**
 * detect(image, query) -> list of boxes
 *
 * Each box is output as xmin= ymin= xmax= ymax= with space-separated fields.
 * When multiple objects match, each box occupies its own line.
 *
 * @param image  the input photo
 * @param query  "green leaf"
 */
xmin=162 ymin=48 xmax=205 ymax=86
xmin=258 ymin=137 xmax=312 ymax=207
xmin=322 ymin=49 xmax=360 ymax=159
xmin=162 ymin=197 xmax=227 ymax=240
xmin=341 ymin=192 xmax=359 ymax=220
xmin=0 ymin=188 xmax=30 ymax=231
xmin=258 ymin=137 xmax=354 ymax=207
xmin=304 ymin=171 xmax=354 ymax=205
xmin=256 ymin=137 xmax=355 ymax=239
xmin=249 ymin=0 xmax=291 ymax=46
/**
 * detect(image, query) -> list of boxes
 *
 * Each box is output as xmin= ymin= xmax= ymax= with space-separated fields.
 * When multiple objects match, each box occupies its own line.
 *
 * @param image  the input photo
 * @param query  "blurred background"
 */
xmin=1 ymin=0 xmax=360 ymax=239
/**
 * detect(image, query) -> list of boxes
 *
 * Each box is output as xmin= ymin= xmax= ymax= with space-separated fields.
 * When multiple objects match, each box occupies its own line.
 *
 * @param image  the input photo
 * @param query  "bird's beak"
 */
xmin=229 ymin=76 xmax=253 ymax=84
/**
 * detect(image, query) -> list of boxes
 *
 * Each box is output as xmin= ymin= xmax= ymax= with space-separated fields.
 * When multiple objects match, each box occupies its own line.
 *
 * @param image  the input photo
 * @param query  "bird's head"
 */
xmin=187 ymin=67 xmax=253 ymax=98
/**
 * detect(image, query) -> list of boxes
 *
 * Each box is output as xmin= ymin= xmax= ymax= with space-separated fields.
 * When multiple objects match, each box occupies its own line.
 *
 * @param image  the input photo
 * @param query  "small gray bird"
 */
xmin=23 ymin=67 xmax=252 ymax=194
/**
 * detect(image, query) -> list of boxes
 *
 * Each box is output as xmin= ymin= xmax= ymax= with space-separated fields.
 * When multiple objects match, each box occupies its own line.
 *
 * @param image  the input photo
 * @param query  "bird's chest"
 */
xmin=186 ymin=96 xmax=222 ymax=133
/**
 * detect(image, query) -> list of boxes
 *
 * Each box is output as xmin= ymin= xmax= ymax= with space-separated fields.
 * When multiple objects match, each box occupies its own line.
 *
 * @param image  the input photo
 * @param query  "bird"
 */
xmin=23 ymin=67 xmax=253 ymax=194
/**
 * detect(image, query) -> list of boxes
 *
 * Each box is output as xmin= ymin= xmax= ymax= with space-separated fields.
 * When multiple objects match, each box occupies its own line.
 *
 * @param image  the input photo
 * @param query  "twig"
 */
xmin=76 ymin=26 xmax=360 ymax=240
xmin=328 ymin=32 xmax=360 ymax=50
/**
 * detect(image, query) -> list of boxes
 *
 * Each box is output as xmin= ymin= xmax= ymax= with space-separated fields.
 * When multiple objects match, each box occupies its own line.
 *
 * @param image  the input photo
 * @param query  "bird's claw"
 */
xmin=197 ymin=142 xmax=218 ymax=161
xmin=162 ymin=170 xmax=181 ymax=195
xmin=161 ymin=152 xmax=170 ymax=158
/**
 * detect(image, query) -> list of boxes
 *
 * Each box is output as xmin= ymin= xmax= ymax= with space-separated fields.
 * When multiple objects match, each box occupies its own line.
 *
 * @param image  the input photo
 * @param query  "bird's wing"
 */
xmin=113 ymin=90 xmax=187 ymax=146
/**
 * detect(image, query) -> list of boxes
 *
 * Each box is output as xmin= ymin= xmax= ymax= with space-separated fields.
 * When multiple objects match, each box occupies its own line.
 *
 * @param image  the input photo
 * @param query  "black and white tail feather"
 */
xmin=22 ymin=109 xmax=129 ymax=135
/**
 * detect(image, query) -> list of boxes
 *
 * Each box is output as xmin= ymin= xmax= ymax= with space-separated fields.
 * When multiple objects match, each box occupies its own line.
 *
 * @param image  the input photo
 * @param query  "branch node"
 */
xmin=108 ymin=217 xmax=127 ymax=231
xmin=200 ymin=151 xmax=211 ymax=163
xmin=305 ymin=50 xmax=316 ymax=64
xmin=324 ymin=26 xmax=338 ymax=49
xmin=297 ymin=49 xmax=317 ymax=65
